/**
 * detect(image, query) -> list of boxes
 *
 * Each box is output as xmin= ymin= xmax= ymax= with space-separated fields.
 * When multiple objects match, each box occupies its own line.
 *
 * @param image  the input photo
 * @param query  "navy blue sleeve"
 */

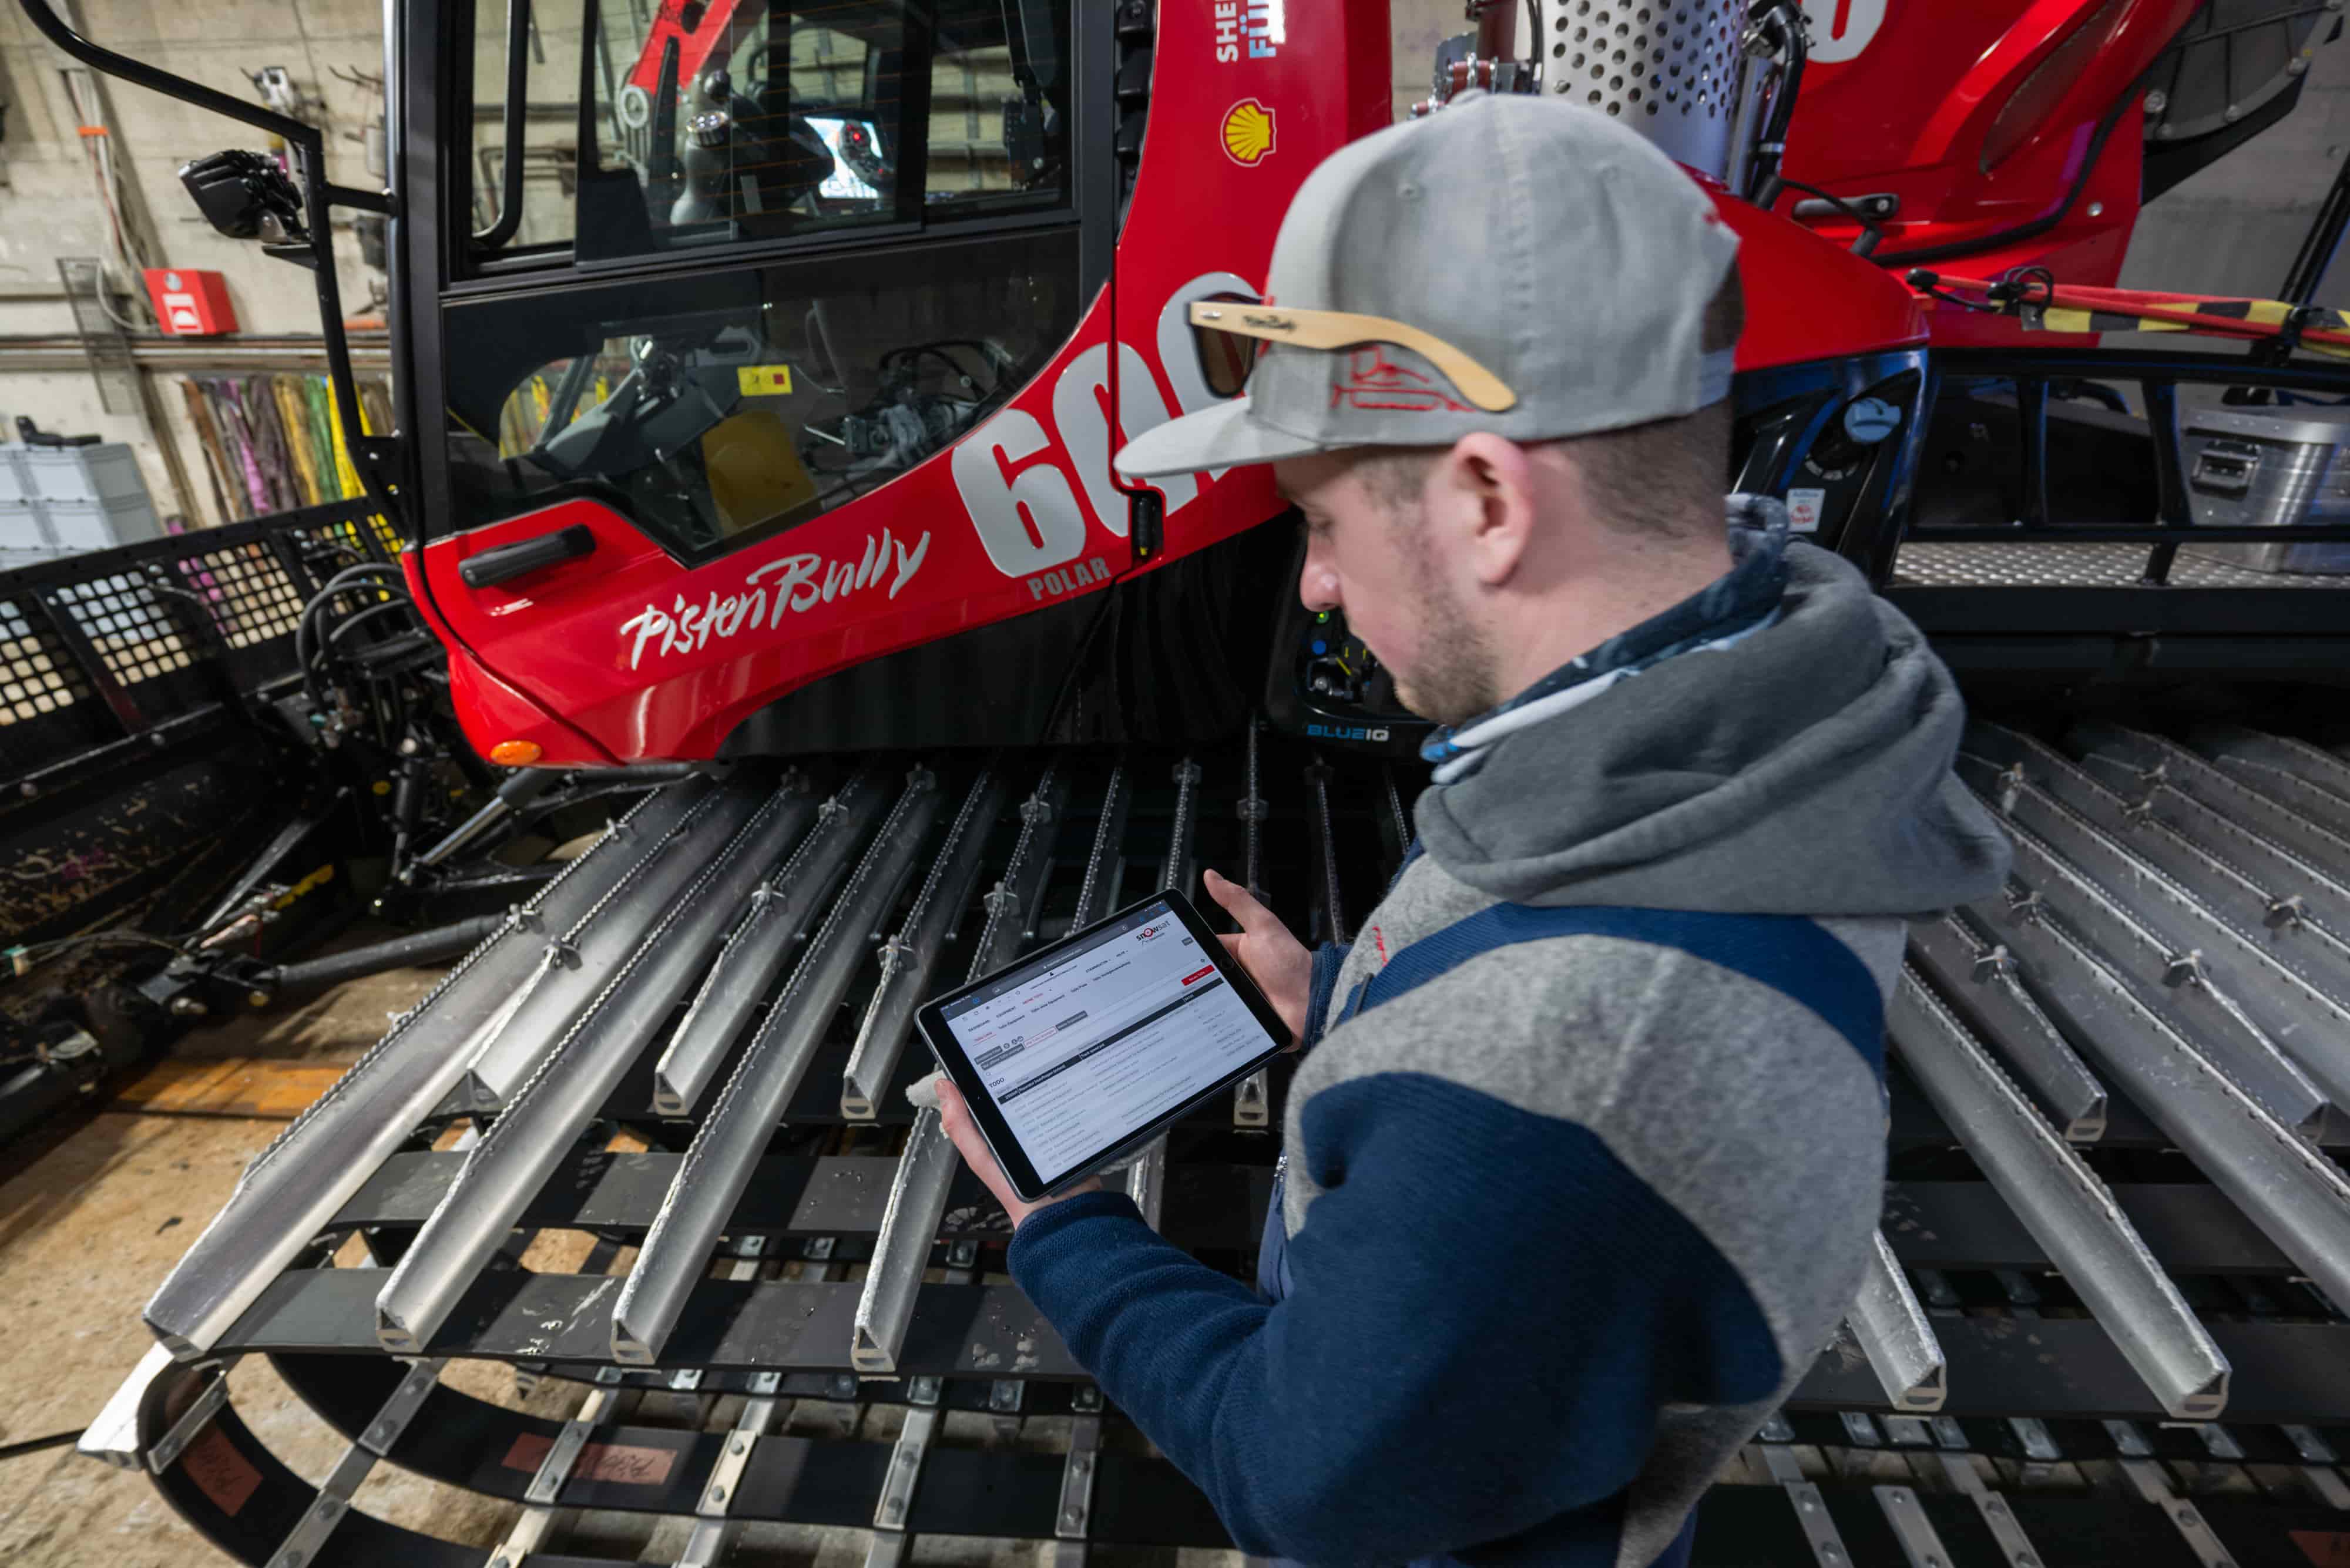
xmin=1297 ymin=941 xmax=1351 ymax=1053
xmin=1009 ymin=1072 xmax=1784 ymax=1564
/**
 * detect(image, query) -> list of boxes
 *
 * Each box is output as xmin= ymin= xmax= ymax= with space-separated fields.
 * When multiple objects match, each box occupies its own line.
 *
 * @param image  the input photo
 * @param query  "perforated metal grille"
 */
xmin=174 ymin=542 xmax=306 ymax=650
xmin=0 ymin=596 xmax=94 ymax=726
xmin=55 ymin=573 xmax=195 ymax=684
xmin=1548 ymin=1 xmax=1742 ymax=122
xmin=1893 ymin=540 xmax=2350 ymax=590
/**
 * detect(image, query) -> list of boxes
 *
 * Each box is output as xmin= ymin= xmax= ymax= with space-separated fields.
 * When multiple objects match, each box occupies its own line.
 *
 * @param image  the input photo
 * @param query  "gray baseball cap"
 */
xmin=1115 ymin=91 xmax=1741 ymax=479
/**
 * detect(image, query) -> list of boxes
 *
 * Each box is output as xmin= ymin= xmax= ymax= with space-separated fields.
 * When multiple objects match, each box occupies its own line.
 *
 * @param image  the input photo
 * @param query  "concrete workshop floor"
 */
xmin=0 ymin=939 xmax=1230 ymax=1568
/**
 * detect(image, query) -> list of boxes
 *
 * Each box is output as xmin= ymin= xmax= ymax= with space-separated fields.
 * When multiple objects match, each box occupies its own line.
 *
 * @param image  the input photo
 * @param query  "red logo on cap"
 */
xmin=1331 ymin=346 xmax=1475 ymax=415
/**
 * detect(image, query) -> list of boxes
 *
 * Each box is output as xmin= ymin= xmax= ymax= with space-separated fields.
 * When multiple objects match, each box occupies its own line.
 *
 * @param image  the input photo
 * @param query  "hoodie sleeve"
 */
xmin=1297 ymin=941 xmax=1351 ymax=1053
xmin=1008 ymin=1070 xmax=1786 ymax=1564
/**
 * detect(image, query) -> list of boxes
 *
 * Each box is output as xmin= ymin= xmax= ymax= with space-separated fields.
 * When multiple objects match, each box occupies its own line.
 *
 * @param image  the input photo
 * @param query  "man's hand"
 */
xmin=930 ymin=1075 xmax=1102 ymax=1228
xmin=1203 ymin=868 xmax=1312 ymax=1047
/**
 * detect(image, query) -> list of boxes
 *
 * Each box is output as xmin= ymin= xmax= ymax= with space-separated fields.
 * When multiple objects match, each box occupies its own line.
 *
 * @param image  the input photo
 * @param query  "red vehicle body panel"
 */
xmin=1785 ymin=0 xmax=2193 ymax=343
xmin=414 ymin=4 xmax=1926 ymax=765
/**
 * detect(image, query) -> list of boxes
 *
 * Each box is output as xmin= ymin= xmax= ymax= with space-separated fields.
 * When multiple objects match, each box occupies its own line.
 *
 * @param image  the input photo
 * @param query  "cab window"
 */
xmin=575 ymin=0 xmax=1071 ymax=263
xmin=442 ymin=227 xmax=1080 ymax=561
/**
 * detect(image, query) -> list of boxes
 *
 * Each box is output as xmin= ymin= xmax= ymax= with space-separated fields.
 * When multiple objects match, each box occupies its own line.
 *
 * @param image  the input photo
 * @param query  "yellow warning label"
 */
xmin=737 ymin=364 xmax=794 ymax=397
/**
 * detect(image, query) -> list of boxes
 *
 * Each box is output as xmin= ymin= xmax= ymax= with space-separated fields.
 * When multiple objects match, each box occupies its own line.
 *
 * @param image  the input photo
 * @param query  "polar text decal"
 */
xmin=619 ymin=528 xmax=930 ymax=670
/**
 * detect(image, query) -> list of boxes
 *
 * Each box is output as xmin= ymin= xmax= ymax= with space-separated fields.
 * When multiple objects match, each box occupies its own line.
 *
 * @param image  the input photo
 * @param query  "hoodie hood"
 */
xmin=1415 ymin=540 xmax=2012 ymax=917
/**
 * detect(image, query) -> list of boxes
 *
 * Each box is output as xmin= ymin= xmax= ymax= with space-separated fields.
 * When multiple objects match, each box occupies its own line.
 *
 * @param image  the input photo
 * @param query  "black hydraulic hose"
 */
xmin=256 ymin=914 xmax=507 ymax=998
xmin=1745 ymin=1 xmax=1807 ymax=211
xmin=324 ymin=598 xmax=424 ymax=652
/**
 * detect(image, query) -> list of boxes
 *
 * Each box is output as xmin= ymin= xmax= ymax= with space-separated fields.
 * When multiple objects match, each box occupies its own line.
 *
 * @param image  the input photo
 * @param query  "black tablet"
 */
xmin=916 ymin=889 xmax=1291 ymax=1201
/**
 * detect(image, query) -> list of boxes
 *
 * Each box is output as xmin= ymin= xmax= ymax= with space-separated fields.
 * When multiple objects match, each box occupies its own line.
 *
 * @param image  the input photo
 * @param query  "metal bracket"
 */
xmin=1839 ymin=1411 xmax=1882 ymax=1448
xmin=1233 ymin=1069 xmax=1270 ymax=1129
xmin=2120 ymin=1459 xmax=2239 ymax=1568
xmin=359 ymin=1358 xmax=444 ymax=1454
xmin=2161 ymin=949 xmax=2207 ymax=988
xmin=1056 ymin=1415 xmax=1102 ymax=1540
xmin=524 ymin=1385 xmax=636 ymax=1506
xmin=2010 ymin=1416 xmax=2062 ymax=1462
xmin=146 ymin=1369 xmax=231 ymax=1474
xmin=1970 ymin=944 xmax=2017 ymax=982
xmin=696 ymin=1394 xmax=781 ymax=1517
xmin=2103 ymin=1419 xmax=2153 ymax=1458
xmin=2266 ymin=895 xmax=2308 ymax=931
xmin=270 ymin=1440 xmax=375 ymax=1568
xmin=1875 ymin=1485 xmax=1958 ymax=1568
xmin=1761 ymin=1447 xmax=1854 ymax=1568
xmin=1935 ymin=1452 xmax=2043 ymax=1568
xmin=873 ymin=1404 xmax=939 ymax=1530
xmin=989 ymin=1379 xmax=1025 ymax=1413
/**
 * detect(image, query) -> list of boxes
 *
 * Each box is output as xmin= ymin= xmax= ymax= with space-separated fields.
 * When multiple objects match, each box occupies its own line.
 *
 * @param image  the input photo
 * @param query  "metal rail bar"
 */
xmin=2190 ymin=724 xmax=2350 ymax=842
xmin=375 ymin=778 xmax=813 ymax=1354
xmin=1970 ymin=727 xmax=2350 ymax=999
xmin=851 ymin=759 xmax=1076 ymax=1368
xmin=1969 ymin=761 xmax=2350 ymax=1121
xmin=1845 ymin=1230 xmax=1947 ymax=1412
xmin=615 ymin=769 xmax=923 ymax=1364
xmin=1234 ymin=724 xmax=1271 ymax=1129
xmin=976 ymin=760 xmax=1075 ymax=972
xmin=1304 ymin=756 xmax=1349 ymax=944
xmin=850 ymin=1109 xmax=961 ymax=1374
xmin=1066 ymin=756 xmax=1130 ymax=932
xmin=463 ymin=778 xmax=808 ymax=1105
xmin=1126 ymin=757 xmax=1204 ymax=1227
xmin=1981 ymin=794 xmax=2335 ymax=1136
xmin=1965 ymin=887 xmax=2350 ymax=1310
xmin=2071 ymin=746 xmax=2350 ymax=964
xmin=1890 ymin=972 xmax=2229 ymax=1419
xmin=2029 ymin=728 xmax=2350 ymax=983
xmin=1906 ymin=914 xmax=2106 ymax=1140
xmin=143 ymin=779 xmax=717 ymax=1358
xmin=656 ymin=768 xmax=919 ymax=1116
xmin=842 ymin=766 xmax=1009 ymax=1118
xmin=2070 ymin=721 xmax=2350 ymax=886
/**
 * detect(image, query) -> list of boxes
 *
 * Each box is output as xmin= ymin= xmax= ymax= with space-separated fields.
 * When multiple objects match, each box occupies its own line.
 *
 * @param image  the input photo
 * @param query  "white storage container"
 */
xmin=0 ymin=496 xmax=59 ymax=551
xmin=44 ymin=492 xmax=160 ymax=552
xmin=0 ymin=447 xmax=31 ymax=506
xmin=21 ymin=442 xmax=154 ymax=511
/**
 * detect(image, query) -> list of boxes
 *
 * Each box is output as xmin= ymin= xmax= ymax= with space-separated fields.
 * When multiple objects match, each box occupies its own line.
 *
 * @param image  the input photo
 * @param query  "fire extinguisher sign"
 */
xmin=142 ymin=268 xmax=240 ymax=336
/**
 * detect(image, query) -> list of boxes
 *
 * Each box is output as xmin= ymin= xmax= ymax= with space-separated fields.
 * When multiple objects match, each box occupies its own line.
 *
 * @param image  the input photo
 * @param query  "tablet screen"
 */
xmin=931 ymin=895 xmax=1280 ymax=1188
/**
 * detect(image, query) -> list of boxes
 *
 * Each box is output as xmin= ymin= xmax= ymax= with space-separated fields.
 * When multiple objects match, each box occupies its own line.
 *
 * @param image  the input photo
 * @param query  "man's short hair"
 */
xmin=1572 ymin=264 xmax=1744 ymax=539
xmin=1355 ymin=264 xmax=1744 ymax=539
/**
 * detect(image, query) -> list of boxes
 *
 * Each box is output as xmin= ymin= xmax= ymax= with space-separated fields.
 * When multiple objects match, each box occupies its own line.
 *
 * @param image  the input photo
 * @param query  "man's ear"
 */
xmin=1435 ymin=432 xmax=1538 ymax=589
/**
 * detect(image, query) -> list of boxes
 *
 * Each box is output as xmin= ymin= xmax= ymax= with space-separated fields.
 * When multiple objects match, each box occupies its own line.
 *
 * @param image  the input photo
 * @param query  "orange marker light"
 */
xmin=490 ymin=740 xmax=543 ymax=767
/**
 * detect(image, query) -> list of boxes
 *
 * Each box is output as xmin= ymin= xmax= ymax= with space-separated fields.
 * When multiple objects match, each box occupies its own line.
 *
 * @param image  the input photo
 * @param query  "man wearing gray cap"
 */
xmin=933 ymin=93 xmax=2007 ymax=1567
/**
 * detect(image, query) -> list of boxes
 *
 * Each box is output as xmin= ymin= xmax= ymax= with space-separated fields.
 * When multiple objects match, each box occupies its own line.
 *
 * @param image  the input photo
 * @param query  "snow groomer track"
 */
xmin=80 ymin=726 xmax=2350 ymax=1567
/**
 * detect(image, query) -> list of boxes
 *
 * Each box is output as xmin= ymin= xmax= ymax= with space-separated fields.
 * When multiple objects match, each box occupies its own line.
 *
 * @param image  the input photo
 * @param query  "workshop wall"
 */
xmin=0 ymin=0 xmax=388 ymax=524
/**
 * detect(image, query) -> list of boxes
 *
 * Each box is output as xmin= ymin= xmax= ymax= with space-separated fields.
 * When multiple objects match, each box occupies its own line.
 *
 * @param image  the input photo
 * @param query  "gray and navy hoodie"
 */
xmin=1008 ymin=503 xmax=2010 ymax=1567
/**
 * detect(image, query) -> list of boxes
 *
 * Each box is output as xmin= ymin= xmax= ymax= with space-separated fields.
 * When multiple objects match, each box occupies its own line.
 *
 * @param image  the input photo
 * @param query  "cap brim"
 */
xmin=1113 ymin=395 xmax=1330 ymax=479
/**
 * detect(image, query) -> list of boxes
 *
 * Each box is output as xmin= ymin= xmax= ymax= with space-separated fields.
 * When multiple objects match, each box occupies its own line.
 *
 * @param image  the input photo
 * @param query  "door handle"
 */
xmin=459 ymin=524 xmax=596 ymax=587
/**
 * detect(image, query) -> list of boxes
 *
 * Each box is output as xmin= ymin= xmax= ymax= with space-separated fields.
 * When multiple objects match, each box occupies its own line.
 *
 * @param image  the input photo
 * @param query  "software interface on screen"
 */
xmin=936 ymin=899 xmax=1270 ymax=1180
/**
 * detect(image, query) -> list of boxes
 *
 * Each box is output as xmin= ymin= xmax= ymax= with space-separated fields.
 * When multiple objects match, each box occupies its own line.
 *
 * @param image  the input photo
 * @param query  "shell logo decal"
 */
xmin=1222 ymin=98 xmax=1277 ymax=166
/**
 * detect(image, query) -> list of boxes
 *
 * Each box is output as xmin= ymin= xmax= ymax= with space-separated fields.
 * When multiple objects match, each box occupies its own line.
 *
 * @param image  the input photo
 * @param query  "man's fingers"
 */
xmin=1203 ymin=868 xmax=1276 ymax=934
